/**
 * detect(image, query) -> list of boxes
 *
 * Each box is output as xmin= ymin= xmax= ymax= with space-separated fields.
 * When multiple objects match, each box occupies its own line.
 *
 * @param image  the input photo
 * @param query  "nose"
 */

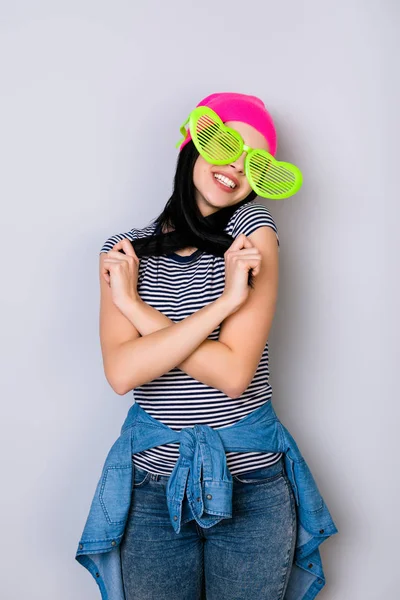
xmin=229 ymin=151 xmax=246 ymax=174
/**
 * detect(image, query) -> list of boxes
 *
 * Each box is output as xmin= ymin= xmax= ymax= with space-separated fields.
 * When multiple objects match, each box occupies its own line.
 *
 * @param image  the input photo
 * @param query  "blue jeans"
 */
xmin=120 ymin=455 xmax=297 ymax=599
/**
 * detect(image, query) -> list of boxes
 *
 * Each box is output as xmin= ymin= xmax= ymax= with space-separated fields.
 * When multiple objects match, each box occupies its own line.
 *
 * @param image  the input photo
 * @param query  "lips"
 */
xmin=212 ymin=170 xmax=240 ymax=188
xmin=211 ymin=175 xmax=235 ymax=193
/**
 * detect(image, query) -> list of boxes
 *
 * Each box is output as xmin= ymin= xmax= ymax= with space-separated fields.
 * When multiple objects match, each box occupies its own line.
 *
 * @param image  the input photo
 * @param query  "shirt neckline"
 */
xmin=167 ymin=248 xmax=203 ymax=263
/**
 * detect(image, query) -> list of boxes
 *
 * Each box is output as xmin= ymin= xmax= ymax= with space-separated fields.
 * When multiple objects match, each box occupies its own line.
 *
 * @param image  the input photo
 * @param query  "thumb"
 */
xmin=231 ymin=233 xmax=254 ymax=251
xmin=114 ymin=238 xmax=137 ymax=257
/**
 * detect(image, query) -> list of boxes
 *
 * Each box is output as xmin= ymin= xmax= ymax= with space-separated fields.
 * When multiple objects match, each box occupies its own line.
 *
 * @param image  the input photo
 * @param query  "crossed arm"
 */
xmin=100 ymin=226 xmax=279 ymax=398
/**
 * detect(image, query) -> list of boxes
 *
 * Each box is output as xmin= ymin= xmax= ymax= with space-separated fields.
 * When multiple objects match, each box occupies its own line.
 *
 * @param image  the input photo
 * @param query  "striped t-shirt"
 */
xmin=100 ymin=200 xmax=283 ymax=476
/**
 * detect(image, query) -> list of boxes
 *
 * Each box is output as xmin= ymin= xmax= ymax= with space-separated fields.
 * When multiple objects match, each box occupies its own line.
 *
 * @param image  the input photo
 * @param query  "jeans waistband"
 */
xmin=134 ymin=453 xmax=285 ymax=482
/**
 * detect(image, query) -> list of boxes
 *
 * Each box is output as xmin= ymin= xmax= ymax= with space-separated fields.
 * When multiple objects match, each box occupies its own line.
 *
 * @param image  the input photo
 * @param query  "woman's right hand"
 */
xmin=101 ymin=238 xmax=141 ymax=313
xmin=221 ymin=233 xmax=262 ymax=313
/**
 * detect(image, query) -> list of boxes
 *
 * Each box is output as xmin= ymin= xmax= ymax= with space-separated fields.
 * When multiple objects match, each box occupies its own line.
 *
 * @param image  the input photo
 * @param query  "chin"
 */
xmin=210 ymin=191 xmax=250 ymax=206
xmin=204 ymin=194 xmax=236 ymax=209
xmin=195 ymin=183 xmax=250 ymax=210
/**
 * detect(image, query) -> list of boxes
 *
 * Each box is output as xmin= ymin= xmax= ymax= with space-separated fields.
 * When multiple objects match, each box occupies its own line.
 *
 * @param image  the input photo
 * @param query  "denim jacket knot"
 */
xmin=76 ymin=399 xmax=339 ymax=600
xmin=166 ymin=423 xmax=234 ymax=532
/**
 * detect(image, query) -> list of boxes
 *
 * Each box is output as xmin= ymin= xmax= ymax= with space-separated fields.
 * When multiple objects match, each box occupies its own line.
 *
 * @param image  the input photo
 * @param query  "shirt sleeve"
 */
xmin=99 ymin=228 xmax=138 ymax=254
xmin=231 ymin=202 xmax=280 ymax=247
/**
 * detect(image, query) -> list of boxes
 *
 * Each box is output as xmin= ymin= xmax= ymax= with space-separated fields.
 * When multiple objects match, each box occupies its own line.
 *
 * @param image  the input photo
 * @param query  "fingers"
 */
xmin=237 ymin=255 xmax=262 ymax=274
xmin=225 ymin=234 xmax=262 ymax=279
xmin=102 ymin=254 xmax=130 ymax=286
xmin=227 ymin=233 xmax=254 ymax=252
xmin=101 ymin=238 xmax=137 ymax=285
xmin=100 ymin=254 xmax=111 ymax=285
xmin=110 ymin=238 xmax=138 ymax=258
xmin=104 ymin=240 xmax=138 ymax=264
xmin=229 ymin=248 xmax=260 ymax=258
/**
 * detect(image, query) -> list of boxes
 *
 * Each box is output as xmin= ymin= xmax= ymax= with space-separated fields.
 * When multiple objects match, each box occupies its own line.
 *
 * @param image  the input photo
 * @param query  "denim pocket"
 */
xmin=132 ymin=462 xmax=151 ymax=488
xmin=232 ymin=464 xmax=284 ymax=485
xmin=99 ymin=464 xmax=132 ymax=525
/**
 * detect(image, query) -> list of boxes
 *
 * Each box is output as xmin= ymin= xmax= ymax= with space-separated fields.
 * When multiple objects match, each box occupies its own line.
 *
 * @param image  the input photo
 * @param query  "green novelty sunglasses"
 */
xmin=176 ymin=106 xmax=303 ymax=200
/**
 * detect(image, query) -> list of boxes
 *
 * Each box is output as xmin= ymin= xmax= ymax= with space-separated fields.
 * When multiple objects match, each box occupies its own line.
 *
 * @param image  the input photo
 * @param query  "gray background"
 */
xmin=0 ymin=1 xmax=398 ymax=598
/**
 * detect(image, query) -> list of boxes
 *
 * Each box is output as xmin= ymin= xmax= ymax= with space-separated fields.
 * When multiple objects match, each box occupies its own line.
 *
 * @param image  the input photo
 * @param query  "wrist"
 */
xmin=217 ymin=293 xmax=241 ymax=317
xmin=118 ymin=295 xmax=143 ymax=323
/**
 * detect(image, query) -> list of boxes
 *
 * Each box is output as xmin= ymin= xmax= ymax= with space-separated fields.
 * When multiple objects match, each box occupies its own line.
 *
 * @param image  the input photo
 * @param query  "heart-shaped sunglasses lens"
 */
xmin=246 ymin=151 xmax=303 ymax=200
xmin=190 ymin=107 xmax=242 ymax=165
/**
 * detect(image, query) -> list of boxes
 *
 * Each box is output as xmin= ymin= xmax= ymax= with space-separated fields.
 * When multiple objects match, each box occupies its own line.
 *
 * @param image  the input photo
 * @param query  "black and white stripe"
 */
xmin=100 ymin=200 xmax=283 ymax=476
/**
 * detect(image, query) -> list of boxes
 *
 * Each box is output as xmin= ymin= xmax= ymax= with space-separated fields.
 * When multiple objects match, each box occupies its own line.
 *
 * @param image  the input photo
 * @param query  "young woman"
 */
xmin=98 ymin=92 xmax=297 ymax=599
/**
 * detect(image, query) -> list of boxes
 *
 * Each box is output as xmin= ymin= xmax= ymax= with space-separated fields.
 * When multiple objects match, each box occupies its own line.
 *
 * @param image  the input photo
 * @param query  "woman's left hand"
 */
xmin=102 ymin=238 xmax=140 ymax=313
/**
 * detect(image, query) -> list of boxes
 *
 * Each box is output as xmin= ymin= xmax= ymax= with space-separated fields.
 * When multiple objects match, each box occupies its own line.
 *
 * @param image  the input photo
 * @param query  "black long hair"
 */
xmin=127 ymin=140 xmax=258 ymax=285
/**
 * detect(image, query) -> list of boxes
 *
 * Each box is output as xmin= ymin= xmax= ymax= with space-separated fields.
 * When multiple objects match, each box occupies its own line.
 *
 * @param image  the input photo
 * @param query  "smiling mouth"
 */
xmin=212 ymin=172 xmax=238 ymax=190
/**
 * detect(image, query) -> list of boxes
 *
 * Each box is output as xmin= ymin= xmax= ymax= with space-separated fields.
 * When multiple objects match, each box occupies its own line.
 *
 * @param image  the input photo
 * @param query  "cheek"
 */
xmin=193 ymin=158 xmax=211 ymax=190
xmin=240 ymin=178 xmax=252 ymax=196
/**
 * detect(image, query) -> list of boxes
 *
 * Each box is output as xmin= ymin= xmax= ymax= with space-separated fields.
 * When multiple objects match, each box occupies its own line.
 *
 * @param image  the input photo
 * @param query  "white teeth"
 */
xmin=213 ymin=173 xmax=236 ymax=189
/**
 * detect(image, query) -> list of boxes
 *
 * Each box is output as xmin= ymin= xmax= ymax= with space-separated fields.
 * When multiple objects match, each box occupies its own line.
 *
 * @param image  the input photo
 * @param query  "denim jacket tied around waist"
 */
xmin=75 ymin=399 xmax=338 ymax=600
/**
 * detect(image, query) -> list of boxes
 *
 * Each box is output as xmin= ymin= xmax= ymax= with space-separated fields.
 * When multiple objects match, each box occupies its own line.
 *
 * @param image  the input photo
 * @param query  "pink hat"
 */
xmin=179 ymin=92 xmax=278 ymax=157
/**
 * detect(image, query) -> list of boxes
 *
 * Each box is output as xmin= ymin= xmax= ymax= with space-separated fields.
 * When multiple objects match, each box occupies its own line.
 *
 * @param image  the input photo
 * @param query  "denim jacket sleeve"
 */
xmin=279 ymin=423 xmax=339 ymax=599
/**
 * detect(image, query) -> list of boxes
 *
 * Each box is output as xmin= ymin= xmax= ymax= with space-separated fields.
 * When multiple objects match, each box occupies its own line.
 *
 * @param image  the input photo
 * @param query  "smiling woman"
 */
xmin=76 ymin=92 xmax=338 ymax=600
